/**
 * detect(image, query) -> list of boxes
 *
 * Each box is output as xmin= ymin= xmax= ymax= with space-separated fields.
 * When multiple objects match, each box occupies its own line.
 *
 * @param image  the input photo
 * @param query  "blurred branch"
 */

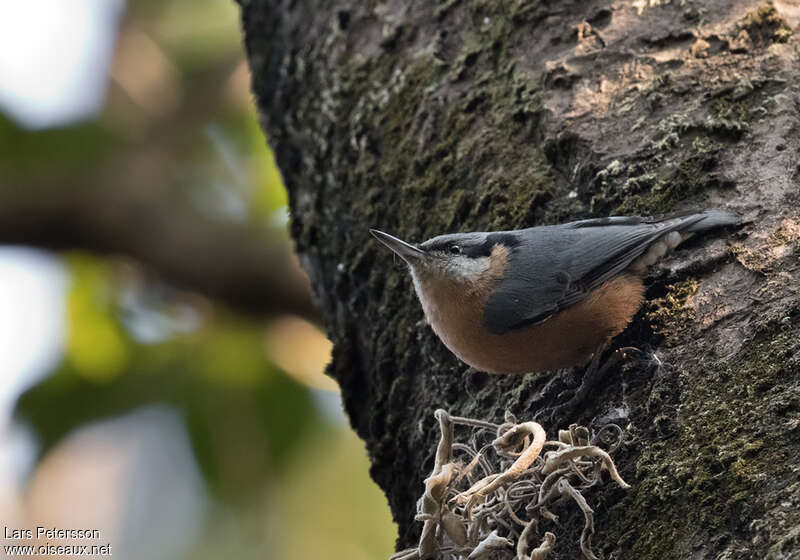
xmin=0 ymin=179 xmax=314 ymax=318
xmin=0 ymin=55 xmax=316 ymax=320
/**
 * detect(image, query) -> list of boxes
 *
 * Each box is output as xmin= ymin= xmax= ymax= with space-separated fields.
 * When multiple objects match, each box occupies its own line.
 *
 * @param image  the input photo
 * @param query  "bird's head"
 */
xmin=369 ymin=229 xmax=516 ymax=287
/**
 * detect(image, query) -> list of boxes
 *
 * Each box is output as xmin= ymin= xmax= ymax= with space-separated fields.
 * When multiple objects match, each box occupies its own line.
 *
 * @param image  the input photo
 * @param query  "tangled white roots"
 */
xmin=390 ymin=409 xmax=630 ymax=560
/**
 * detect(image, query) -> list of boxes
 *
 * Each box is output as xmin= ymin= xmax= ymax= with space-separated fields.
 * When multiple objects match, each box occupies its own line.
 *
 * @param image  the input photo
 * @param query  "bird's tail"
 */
xmin=682 ymin=209 xmax=741 ymax=232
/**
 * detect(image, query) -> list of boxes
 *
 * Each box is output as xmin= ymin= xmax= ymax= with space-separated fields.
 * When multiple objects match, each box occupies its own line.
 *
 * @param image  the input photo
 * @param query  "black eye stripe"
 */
xmin=423 ymin=233 xmax=519 ymax=257
xmin=486 ymin=233 xmax=520 ymax=248
xmin=462 ymin=244 xmax=491 ymax=258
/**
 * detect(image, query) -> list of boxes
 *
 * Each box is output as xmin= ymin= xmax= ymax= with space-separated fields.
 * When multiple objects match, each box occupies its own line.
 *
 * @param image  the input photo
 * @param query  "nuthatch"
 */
xmin=371 ymin=210 xmax=738 ymax=375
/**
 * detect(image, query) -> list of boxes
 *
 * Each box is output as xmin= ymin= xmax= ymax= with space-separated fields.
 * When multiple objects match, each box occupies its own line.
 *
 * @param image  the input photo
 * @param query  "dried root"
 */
xmin=390 ymin=409 xmax=629 ymax=560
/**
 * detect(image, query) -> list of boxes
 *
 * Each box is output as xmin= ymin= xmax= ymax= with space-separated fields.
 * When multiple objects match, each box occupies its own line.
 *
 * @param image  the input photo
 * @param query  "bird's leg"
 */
xmin=538 ymin=346 xmax=639 ymax=422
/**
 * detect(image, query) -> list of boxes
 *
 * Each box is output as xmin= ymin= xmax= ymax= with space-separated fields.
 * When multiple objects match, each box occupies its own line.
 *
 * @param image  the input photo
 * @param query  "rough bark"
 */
xmin=240 ymin=1 xmax=800 ymax=558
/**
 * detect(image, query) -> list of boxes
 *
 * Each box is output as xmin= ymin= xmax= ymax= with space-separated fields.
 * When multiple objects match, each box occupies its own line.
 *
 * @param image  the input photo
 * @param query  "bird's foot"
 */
xmin=536 ymin=347 xmax=639 ymax=424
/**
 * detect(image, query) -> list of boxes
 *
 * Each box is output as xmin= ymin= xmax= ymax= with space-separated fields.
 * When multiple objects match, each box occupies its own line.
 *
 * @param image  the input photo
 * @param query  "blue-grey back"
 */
xmin=483 ymin=210 xmax=738 ymax=334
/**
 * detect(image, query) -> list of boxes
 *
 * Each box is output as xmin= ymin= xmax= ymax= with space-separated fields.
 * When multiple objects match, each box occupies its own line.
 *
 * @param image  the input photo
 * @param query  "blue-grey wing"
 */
xmin=482 ymin=211 xmax=736 ymax=334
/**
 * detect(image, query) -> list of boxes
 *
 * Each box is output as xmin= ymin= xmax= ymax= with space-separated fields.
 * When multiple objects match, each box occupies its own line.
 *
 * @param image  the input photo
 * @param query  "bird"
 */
xmin=370 ymin=210 xmax=739 ymax=375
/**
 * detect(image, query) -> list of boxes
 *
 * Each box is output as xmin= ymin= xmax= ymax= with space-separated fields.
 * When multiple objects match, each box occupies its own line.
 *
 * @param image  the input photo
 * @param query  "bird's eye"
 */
xmin=449 ymin=245 xmax=462 ymax=255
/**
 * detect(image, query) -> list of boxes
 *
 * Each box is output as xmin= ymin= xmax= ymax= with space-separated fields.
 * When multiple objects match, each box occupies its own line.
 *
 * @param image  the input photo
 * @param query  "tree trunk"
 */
xmin=240 ymin=1 xmax=800 ymax=558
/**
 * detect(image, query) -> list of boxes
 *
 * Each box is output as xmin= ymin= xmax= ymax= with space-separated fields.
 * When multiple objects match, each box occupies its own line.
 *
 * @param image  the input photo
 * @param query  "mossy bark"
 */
xmin=240 ymin=1 xmax=800 ymax=558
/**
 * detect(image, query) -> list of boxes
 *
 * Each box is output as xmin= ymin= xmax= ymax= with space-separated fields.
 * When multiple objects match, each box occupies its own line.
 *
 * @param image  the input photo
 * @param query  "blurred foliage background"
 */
xmin=0 ymin=1 xmax=395 ymax=559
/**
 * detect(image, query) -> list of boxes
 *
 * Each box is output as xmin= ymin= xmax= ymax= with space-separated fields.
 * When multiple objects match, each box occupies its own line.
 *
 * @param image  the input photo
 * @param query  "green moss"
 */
xmin=596 ymin=160 xmax=626 ymax=181
xmin=738 ymin=3 xmax=792 ymax=45
xmin=601 ymin=317 xmax=800 ymax=559
xmin=691 ymin=135 xmax=723 ymax=154
xmin=645 ymin=279 xmax=698 ymax=345
xmin=657 ymin=113 xmax=692 ymax=138
xmin=594 ymin=89 xmax=749 ymax=217
xmin=704 ymin=98 xmax=751 ymax=138
xmin=613 ymin=147 xmax=724 ymax=215
xmin=730 ymin=218 xmax=800 ymax=273
xmin=596 ymin=78 xmax=754 ymax=216
xmin=374 ymin=42 xmax=554 ymax=235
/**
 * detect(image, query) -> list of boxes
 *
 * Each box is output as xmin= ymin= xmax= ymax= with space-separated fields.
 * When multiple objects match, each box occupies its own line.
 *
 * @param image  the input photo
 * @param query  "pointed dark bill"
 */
xmin=370 ymin=229 xmax=426 ymax=263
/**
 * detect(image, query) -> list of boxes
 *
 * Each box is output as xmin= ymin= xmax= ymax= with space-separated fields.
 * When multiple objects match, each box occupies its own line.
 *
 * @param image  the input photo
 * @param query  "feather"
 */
xmin=484 ymin=210 xmax=738 ymax=334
